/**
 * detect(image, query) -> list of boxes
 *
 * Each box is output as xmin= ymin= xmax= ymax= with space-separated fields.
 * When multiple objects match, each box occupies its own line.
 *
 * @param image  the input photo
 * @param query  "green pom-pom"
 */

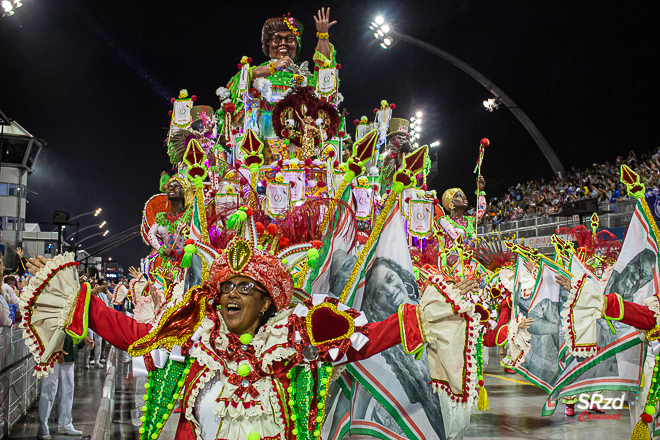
xmin=288 ymin=399 xmax=294 ymax=407
xmin=151 ymin=434 xmax=158 ymax=439
xmin=240 ymin=333 xmax=253 ymax=345
xmin=184 ymin=243 xmax=197 ymax=254
xmin=173 ymin=393 xmax=179 ymax=400
xmin=238 ymin=364 xmax=251 ymax=377
xmin=286 ymin=372 xmax=292 ymax=379
xmin=282 ymin=258 xmax=288 ymax=265
xmin=144 ymin=383 xmax=150 ymax=389
xmin=392 ymin=181 xmax=405 ymax=194
xmin=180 ymin=251 xmax=193 ymax=268
xmin=325 ymin=366 xmax=333 ymax=373
xmin=156 ymin=423 xmax=163 ymax=429
xmin=184 ymin=368 xmax=190 ymax=374
xmin=292 ymin=429 xmax=298 ymax=436
xmin=178 ymin=381 xmax=184 ymax=387
xmin=316 ymin=416 xmax=323 ymax=423
xmin=142 ymin=395 xmax=149 ymax=401
xmin=307 ymin=248 xmax=320 ymax=269
xmin=291 ymin=414 xmax=297 ymax=421
xmin=645 ymin=405 xmax=656 ymax=415
xmin=140 ymin=416 xmax=146 ymax=422
xmin=139 ymin=428 xmax=145 ymax=434
xmin=287 ymin=386 xmax=293 ymax=393
xmin=248 ymin=433 xmax=261 ymax=440
xmin=256 ymin=244 xmax=263 ymax=250
xmin=162 ymin=414 xmax=169 ymax=420
xmin=320 ymin=390 xmax=327 ymax=396
xmin=314 ymin=430 xmax=320 ymax=437
xmin=141 ymin=405 xmax=148 ymax=412
xmin=167 ymin=403 xmax=174 ymax=410
xmin=317 ymin=402 xmax=324 ymax=409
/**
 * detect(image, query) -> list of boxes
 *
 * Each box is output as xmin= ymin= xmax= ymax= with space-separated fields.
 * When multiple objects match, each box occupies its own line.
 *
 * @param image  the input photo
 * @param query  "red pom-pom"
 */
xmin=389 ymin=103 xmax=396 ymax=110
xmin=244 ymin=207 xmax=253 ymax=216
xmin=282 ymin=130 xmax=290 ymax=137
xmin=238 ymin=63 xmax=243 ymax=70
xmin=304 ymin=158 xmax=313 ymax=166
xmin=234 ymin=161 xmax=242 ymax=168
xmin=185 ymin=239 xmax=195 ymax=246
xmin=642 ymin=413 xmax=654 ymax=424
xmin=290 ymin=181 xmax=295 ymax=187
xmin=311 ymin=240 xmax=323 ymax=249
xmin=328 ymin=150 xmax=335 ymax=158
xmin=350 ymin=183 xmax=355 ymax=189
xmin=480 ymin=138 xmax=490 ymax=147
xmin=353 ymin=119 xmax=360 ymax=126
xmin=421 ymin=184 xmax=427 ymax=191
xmin=317 ymin=181 xmax=326 ymax=188
xmin=386 ymin=189 xmax=391 ymax=194
xmin=434 ymin=198 xmax=440 ymax=205
xmin=168 ymin=110 xmax=173 ymax=116
xmin=255 ymin=222 xmax=265 ymax=233
xmin=373 ymin=185 xmax=378 ymax=190
xmin=247 ymin=57 xmax=252 ymax=63
xmin=208 ymin=190 xmax=216 ymax=198
xmin=260 ymin=179 xmax=267 ymax=187
xmin=224 ymin=102 xmax=236 ymax=113
xmin=231 ymin=129 xmax=238 ymax=135
xmin=314 ymin=65 xmax=319 ymax=71
xmin=338 ymin=131 xmax=345 ymax=137
xmin=266 ymin=223 xmax=278 ymax=236
xmin=478 ymin=380 xmax=485 ymax=387
xmin=279 ymin=237 xmax=290 ymax=248
xmin=191 ymin=95 xmax=197 ymax=102
xmin=336 ymin=63 xmax=342 ymax=70
xmin=277 ymin=160 xmax=284 ymax=167
xmin=405 ymin=197 xmax=411 ymax=203
xmin=249 ymin=88 xmax=259 ymax=96
xmin=170 ymin=98 xmax=176 ymax=104
xmin=320 ymin=96 xmax=327 ymax=101
xmin=373 ymin=108 xmax=378 ymax=114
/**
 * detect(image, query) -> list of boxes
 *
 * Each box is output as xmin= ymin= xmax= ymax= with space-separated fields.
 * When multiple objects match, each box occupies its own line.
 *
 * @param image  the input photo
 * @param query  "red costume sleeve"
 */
xmin=88 ymin=295 xmax=152 ymax=351
xmin=344 ymin=312 xmax=403 ymax=363
xmin=604 ymin=293 xmax=657 ymax=331
xmin=483 ymin=296 xmax=512 ymax=347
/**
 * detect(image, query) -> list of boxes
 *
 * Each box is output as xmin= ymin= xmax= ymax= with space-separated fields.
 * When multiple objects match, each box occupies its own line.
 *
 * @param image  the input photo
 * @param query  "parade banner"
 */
xmin=513 ymin=260 xmax=570 ymax=394
xmin=545 ymin=202 xmax=658 ymax=409
xmin=324 ymin=201 xmax=447 ymax=440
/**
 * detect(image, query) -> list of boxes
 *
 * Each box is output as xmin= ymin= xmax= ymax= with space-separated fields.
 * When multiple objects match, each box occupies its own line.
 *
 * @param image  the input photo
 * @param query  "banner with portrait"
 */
xmin=545 ymin=203 xmax=658 ymax=412
xmin=323 ymin=200 xmax=447 ymax=440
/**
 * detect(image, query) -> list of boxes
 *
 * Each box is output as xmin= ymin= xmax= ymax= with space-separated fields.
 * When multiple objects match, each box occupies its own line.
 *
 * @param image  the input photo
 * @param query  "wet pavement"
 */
xmin=8 ymin=347 xmax=635 ymax=440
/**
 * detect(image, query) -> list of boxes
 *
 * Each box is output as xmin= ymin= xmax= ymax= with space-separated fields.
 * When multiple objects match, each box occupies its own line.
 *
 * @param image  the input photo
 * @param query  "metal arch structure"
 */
xmin=394 ymin=32 xmax=566 ymax=177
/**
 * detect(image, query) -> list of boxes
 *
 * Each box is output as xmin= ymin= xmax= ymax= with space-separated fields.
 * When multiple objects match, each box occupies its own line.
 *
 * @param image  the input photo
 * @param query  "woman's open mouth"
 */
xmin=226 ymin=303 xmax=242 ymax=316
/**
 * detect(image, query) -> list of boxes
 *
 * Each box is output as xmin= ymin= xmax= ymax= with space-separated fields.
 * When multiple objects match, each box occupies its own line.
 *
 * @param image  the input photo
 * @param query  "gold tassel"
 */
xmin=629 ymin=419 xmax=650 ymax=440
xmin=640 ymin=371 xmax=645 ymax=389
xmin=477 ymin=386 xmax=490 ymax=411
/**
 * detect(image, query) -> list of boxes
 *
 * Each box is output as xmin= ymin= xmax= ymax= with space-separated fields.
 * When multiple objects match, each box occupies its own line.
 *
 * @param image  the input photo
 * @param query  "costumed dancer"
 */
xmin=439 ymin=175 xmax=487 ymax=250
xmin=147 ymin=175 xmax=194 ymax=263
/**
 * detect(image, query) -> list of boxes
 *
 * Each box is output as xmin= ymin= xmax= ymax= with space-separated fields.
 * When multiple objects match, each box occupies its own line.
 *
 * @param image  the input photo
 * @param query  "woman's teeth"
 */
xmin=227 ymin=303 xmax=241 ymax=313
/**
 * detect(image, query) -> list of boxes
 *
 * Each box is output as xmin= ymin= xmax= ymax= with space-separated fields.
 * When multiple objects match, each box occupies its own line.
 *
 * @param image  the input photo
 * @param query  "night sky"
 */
xmin=1 ymin=0 xmax=659 ymax=267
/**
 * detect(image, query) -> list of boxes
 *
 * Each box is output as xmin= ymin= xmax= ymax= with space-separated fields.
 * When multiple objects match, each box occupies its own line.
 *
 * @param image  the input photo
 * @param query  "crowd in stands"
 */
xmin=479 ymin=148 xmax=660 ymax=225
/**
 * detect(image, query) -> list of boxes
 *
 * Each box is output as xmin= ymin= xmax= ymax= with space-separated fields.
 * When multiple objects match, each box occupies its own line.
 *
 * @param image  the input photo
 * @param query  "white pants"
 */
xmin=38 ymin=362 xmax=75 ymax=436
xmin=84 ymin=329 xmax=102 ymax=363
xmin=439 ymin=392 xmax=471 ymax=440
